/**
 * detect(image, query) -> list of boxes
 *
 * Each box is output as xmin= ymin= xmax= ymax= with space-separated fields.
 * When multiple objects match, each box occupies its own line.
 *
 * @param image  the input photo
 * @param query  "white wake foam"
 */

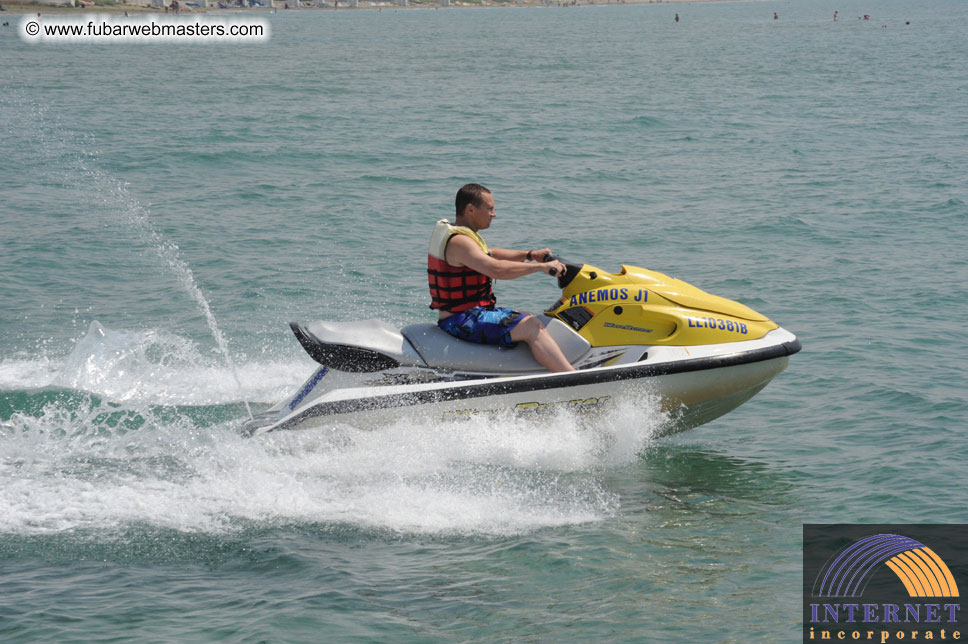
xmin=0 ymin=321 xmax=310 ymax=406
xmin=1 ymin=320 xmax=666 ymax=536
xmin=0 ymin=383 xmax=665 ymax=536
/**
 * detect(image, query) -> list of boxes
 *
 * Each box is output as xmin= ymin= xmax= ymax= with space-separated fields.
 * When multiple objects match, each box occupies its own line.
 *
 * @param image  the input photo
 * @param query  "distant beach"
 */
xmin=1 ymin=0 xmax=725 ymax=13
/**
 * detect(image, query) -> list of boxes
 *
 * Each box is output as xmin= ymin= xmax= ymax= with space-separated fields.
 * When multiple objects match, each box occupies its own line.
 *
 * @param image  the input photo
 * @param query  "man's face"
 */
xmin=466 ymin=193 xmax=496 ymax=230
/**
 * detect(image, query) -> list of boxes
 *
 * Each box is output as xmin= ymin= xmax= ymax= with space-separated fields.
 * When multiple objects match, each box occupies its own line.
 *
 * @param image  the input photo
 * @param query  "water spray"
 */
xmin=103 ymin=179 xmax=255 ymax=421
xmin=16 ymin=96 xmax=255 ymax=421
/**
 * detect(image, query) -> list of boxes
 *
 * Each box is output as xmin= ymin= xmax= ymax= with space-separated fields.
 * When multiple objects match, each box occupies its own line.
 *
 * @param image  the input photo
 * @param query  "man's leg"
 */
xmin=510 ymin=315 xmax=576 ymax=373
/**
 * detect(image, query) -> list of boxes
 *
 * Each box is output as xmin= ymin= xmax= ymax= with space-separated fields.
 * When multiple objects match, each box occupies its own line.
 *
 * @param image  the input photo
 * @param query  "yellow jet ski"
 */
xmin=242 ymin=257 xmax=800 ymax=437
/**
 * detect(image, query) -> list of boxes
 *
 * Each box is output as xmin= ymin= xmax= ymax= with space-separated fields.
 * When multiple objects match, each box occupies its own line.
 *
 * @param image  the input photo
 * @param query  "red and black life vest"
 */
xmin=427 ymin=222 xmax=496 ymax=312
xmin=428 ymin=253 xmax=496 ymax=312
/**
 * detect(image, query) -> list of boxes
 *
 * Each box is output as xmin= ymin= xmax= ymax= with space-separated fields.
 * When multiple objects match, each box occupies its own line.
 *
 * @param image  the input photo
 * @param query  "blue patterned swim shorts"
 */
xmin=438 ymin=306 xmax=525 ymax=348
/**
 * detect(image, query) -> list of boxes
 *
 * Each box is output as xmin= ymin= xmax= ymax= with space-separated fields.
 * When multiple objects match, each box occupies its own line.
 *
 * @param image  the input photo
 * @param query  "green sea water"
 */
xmin=2 ymin=0 xmax=967 ymax=641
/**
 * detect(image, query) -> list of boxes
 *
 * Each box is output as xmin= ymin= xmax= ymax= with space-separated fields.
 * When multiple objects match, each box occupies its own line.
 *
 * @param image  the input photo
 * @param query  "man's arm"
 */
xmin=446 ymin=236 xmax=564 ymax=280
xmin=490 ymin=247 xmax=553 ymax=262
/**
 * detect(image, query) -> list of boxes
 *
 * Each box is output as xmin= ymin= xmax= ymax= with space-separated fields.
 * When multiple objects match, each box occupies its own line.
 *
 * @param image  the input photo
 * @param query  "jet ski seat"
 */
xmin=292 ymin=317 xmax=591 ymax=373
xmin=401 ymin=317 xmax=590 ymax=373
xmin=292 ymin=319 xmax=426 ymax=372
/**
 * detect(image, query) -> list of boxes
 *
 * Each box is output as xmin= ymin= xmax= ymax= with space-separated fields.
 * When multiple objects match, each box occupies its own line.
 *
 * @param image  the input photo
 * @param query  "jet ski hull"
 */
xmin=243 ymin=329 xmax=800 ymax=437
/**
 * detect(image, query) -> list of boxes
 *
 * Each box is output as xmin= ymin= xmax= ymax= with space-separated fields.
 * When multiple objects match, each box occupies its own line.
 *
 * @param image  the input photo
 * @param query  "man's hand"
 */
xmin=540 ymin=260 xmax=568 ymax=278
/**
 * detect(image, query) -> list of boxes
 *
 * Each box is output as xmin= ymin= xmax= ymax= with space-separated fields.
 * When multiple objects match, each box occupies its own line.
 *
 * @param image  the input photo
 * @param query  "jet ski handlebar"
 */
xmin=541 ymin=253 xmax=582 ymax=289
xmin=542 ymin=253 xmax=560 ymax=276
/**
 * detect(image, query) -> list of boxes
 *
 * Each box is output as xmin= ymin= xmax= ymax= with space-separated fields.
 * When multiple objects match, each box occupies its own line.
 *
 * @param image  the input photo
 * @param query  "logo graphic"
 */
xmin=803 ymin=525 xmax=965 ymax=644
xmin=814 ymin=533 xmax=960 ymax=599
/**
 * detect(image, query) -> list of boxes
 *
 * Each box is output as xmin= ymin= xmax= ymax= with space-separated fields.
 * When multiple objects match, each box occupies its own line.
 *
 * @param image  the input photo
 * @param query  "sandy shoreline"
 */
xmin=0 ymin=0 xmax=713 ymax=14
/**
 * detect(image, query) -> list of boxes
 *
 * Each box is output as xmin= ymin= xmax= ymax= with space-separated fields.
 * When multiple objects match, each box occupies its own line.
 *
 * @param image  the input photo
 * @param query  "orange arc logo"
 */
xmin=814 ymin=534 xmax=961 ymax=598
xmin=884 ymin=547 xmax=960 ymax=598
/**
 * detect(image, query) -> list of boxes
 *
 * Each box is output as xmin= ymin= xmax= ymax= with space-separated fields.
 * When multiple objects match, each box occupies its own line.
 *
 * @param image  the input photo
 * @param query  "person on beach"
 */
xmin=428 ymin=184 xmax=575 ymax=373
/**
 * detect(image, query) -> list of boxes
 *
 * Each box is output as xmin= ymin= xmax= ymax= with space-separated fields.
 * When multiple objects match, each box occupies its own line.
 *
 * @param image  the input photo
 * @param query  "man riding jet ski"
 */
xmin=429 ymin=183 xmax=575 ymax=372
xmin=240 ymin=187 xmax=801 ymax=437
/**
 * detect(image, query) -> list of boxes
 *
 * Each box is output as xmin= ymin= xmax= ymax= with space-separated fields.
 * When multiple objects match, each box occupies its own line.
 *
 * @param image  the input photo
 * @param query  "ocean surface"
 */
xmin=2 ymin=0 xmax=967 ymax=640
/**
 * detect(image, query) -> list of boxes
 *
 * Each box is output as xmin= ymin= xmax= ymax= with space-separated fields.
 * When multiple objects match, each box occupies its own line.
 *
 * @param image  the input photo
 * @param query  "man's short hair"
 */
xmin=456 ymin=183 xmax=491 ymax=218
